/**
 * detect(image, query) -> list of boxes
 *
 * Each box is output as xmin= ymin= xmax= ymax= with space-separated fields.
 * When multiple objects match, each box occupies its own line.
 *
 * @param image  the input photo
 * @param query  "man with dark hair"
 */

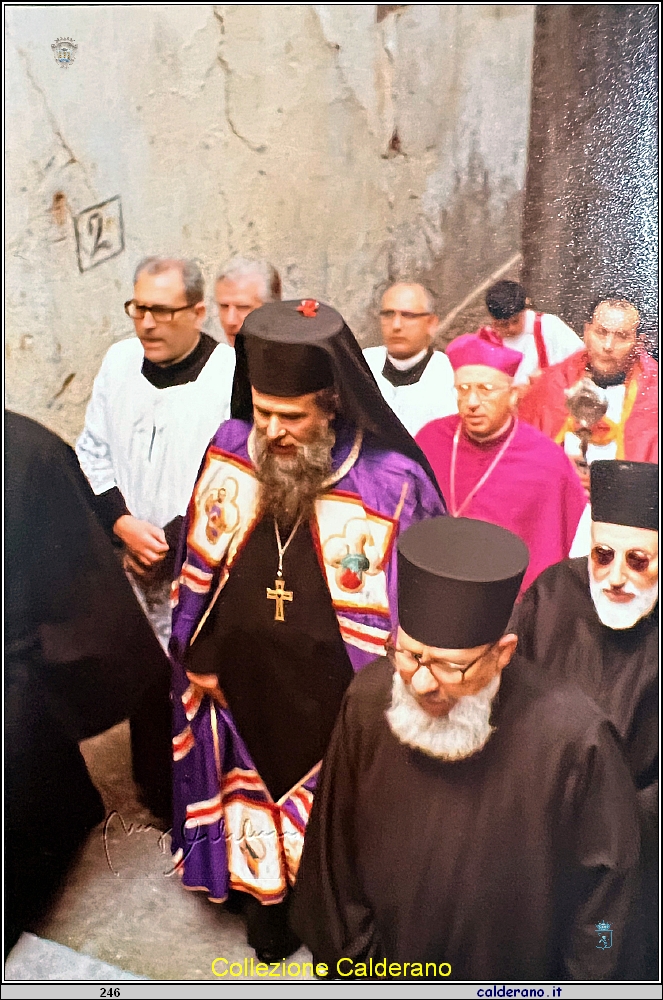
xmin=76 ymin=256 xmax=235 ymax=649
xmin=518 ymin=299 xmax=658 ymax=491
xmin=481 ymin=279 xmax=581 ymax=387
xmin=363 ymin=282 xmax=456 ymax=435
xmin=168 ymin=299 xmax=444 ymax=961
xmin=291 ymin=516 xmax=639 ymax=980
xmin=511 ymin=459 xmax=658 ymax=977
xmin=215 ymin=255 xmax=282 ymax=348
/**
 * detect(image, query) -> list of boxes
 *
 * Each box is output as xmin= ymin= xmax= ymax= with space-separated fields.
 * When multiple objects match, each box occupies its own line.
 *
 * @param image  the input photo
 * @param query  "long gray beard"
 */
xmin=386 ymin=672 xmax=500 ymax=760
xmin=588 ymin=570 xmax=658 ymax=630
xmin=254 ymin=425 xmax=335 ymax=524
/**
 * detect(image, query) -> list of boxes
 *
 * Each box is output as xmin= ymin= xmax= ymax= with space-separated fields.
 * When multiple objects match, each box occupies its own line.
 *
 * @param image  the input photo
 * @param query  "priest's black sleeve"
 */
xmin=290 ymin=692 xmax=385 ymax=970
xmin=90 ymin=485 xmax=131 ymax=538
xmin=163 ymin=514 xmax=185 ymax=552
xmin=560 ymin=718 xmax=640 ymax=980
xmin=4 ymin=411 xmax=171 ymax=951
xmin=627 ymin=677 xmax=659 ymax=835
xmin=508 ymin=568 xmax=540 ymax=659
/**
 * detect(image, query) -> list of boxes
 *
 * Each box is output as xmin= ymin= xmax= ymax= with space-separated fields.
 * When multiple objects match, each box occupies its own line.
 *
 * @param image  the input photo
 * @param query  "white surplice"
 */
xmin=496 ymin=309 xmax=582 ymax=386
xmin=76 ymin=336 xmax=235 ymax=649
xmin=363 ymin=346 xmax=457 ymax=437
xmin=76 ymin=336 xmax=235 ymax=527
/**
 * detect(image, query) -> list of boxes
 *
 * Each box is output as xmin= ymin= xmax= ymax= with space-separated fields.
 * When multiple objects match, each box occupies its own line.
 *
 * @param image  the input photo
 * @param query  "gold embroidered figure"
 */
xmin=202 ymin=476 xmax=240 ymax=545
xmin=266 ymin=577 xmax=293 ymax=621
xmin=204 ymin=488 xmax=227 ymax=542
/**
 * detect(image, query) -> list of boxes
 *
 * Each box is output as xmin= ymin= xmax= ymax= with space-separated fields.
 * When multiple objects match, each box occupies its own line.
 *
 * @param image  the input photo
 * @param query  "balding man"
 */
xmin=215 ymin=256 xmax=281 ymax=348
xmin=363 ymin=282 xmax=456 ymax=436
xmin=519 ymin=298 xmax=658 ymax=490
xmin=76 ymin=256 xmax=235 ymax=649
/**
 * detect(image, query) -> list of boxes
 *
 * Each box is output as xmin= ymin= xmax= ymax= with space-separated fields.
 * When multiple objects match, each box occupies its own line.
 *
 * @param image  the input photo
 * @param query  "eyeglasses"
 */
xmin=124 ymin=300 xmax=193 ymax=322
xmin=386 ymin=641 xmax=495 ymax=679
xmin=379 ymin=310 xmax=431 ymax=321
xmin=455 ymin=383 xmax=510 ymax=399
xmin=591 ymin=545 xmax=653 ymax=573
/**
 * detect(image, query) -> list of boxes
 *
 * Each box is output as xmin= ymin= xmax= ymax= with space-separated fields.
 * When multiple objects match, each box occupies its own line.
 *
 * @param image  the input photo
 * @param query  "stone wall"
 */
xmin=6 ymin=4 xmax=534 ymax=442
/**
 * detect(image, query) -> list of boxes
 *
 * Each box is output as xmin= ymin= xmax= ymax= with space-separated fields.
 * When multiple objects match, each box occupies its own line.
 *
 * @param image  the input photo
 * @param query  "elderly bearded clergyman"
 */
xmin=291 ymin=516 xmax=639 ymax=980
xmin=168 ymin=299 xmax=444 ymax=962
xmin=511 ymin=459 xmax=659 ymax=978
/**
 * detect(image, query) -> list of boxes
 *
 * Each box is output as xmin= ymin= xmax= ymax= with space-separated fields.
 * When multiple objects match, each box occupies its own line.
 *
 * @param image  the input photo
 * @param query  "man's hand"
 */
xmin=572 ymin=457 xmax=591 ymax=496
xmin=186 ymin=672 xmax=228 ymax=707
xmin=114 ymin=515 xmax=169 ymax=573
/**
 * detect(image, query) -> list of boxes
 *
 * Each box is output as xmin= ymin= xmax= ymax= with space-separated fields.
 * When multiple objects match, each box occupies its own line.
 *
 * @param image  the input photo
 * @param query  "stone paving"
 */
xmin=7 ymin=721 xmax=313 ymax=981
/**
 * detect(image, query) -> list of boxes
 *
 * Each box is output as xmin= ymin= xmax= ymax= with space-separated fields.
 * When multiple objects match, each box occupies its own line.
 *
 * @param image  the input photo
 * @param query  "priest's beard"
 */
xmin=386 ymin=672 xmax=500 ymax=760
xmin=254 ymin=424 xmax=335 ymax=525
xmin=588 ymin=571 xmax=658 ymax=630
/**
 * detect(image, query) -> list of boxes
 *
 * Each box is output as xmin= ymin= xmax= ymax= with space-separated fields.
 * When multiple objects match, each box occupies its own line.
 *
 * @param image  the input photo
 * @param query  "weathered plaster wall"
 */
xmin=5 ymin=5 xmax=534 ymax=442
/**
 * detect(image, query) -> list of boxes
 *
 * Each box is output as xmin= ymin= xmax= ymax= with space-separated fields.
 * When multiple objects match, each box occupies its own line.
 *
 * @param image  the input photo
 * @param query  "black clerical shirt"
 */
xmin=381 ymin=349 xmax=434 ymax=387
xmin=185 ymin=516 xmax=354 ymax=801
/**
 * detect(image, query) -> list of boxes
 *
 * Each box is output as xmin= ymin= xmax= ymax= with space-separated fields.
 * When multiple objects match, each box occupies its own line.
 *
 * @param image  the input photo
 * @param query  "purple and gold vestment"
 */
xmin=169 ymin=417 xmax=444 ymax=902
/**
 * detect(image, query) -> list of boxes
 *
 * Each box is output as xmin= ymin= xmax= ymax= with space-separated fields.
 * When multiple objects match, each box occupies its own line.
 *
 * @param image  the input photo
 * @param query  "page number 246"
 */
xmin=100 ymin=990 xmax=120 ymax=997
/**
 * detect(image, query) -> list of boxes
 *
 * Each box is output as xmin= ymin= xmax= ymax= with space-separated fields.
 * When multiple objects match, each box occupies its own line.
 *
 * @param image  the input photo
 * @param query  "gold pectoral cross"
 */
xmin=266 ymin=576 xmax=293 ymax=622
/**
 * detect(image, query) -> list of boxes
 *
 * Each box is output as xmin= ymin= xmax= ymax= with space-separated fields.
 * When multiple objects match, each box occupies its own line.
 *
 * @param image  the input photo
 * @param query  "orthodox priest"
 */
xmin=169 ymin=299 xmax=444 ymax=960
xmin=5 ymin=411 xmax=169 ymax=955
xmin=291 ymin=517 xmax=639 ymax=980
xmin=511 ymin=459 xmax=658 ymax=978
xmin=416 ymin=330 xmax=586 ymax=593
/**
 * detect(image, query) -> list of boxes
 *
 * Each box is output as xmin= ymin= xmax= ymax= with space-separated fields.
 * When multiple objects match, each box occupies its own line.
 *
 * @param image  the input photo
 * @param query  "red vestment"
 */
xmin=517 ymin=349 xmax=658 ymax=462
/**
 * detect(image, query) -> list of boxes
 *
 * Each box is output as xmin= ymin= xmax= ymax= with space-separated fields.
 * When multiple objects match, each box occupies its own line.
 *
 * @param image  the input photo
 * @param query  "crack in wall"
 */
xmin=199 ymin=56 xmax=220 ymax=92
xmin=311 ymin=6 xmax=379 ymax=139
xmin=17 ymin=47 xmax=96 ymax=198
xmin=218 ymin=184 xmax=234 ymax=250
xmin=212 ymin=8 xmax=267 ymax=153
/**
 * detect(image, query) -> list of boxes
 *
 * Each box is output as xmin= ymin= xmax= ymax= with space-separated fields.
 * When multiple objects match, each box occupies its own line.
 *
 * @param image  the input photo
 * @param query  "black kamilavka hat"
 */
xmin=243 ymin=304 xmax=337 ymax=396
xmin=232 ymin=299 xmax=443 ymax=495
xmin=590 ymin=460 xmax=658 ymax=531
xmin=397 ymin=517 xmax=529 ymax=649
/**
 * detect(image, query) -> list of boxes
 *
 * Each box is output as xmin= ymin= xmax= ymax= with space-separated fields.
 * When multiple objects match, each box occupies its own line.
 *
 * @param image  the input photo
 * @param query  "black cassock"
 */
xmin=291 ymin=657 xmax=639 ymax=981
xmin=511 ymin=557 xmax=658 ymax=977
xmin=186 ymin=516 xmax=354 ymax=802
xmin=4 ymin=412 xmax=169 ymax=954
xmin=511 ymin=557 xmax=657 ymax=837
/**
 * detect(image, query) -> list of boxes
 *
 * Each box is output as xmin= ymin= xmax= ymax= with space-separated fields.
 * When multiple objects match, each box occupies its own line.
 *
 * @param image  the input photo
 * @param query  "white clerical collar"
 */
xmin=387 ymin=347 xmax=429 ymax=371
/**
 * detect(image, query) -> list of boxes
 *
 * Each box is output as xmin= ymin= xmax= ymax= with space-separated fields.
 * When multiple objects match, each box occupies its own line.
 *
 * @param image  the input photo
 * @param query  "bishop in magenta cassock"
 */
xmin=416 ymin=330 xmax=586 ymax=594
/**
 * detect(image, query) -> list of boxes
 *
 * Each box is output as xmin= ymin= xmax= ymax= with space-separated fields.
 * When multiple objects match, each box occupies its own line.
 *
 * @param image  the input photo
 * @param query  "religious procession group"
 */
xmin=5 ymin=255 xmax=658 ymax=981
